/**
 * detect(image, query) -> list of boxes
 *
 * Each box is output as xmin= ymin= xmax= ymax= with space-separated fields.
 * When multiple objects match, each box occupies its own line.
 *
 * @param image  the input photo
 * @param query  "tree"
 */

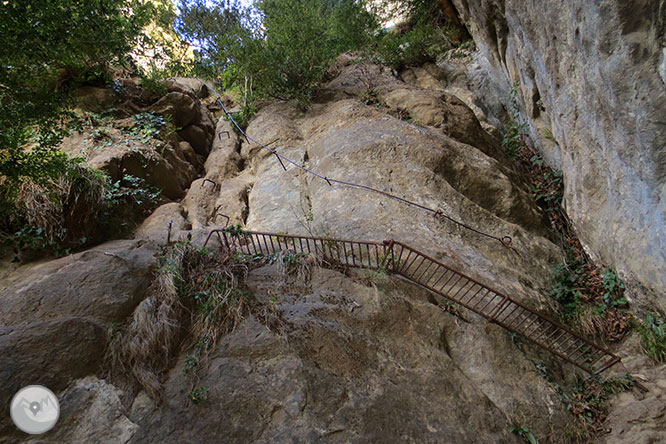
xmin=0 ymin=0 xmax=155 ymax=194
xmin=176 ymin=0 xmax=378 ymax=106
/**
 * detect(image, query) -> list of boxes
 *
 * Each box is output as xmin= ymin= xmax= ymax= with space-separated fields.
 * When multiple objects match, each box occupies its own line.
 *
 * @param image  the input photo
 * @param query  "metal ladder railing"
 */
xmin=204 ymin=229 xmax=621 ymax=375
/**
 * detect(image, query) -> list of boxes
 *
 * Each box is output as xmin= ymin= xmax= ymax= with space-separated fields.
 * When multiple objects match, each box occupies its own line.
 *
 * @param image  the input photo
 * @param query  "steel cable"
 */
xmin=197 ymin=78 xmax=518 ymax=253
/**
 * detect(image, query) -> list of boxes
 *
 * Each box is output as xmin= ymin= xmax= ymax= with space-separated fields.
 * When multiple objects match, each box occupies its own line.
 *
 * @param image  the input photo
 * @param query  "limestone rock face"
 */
xmin=128 ymin=268 xmax=535 ymax=444
xmin=4 ymin=62 xmax=643 ymax=442
xmin=150 ymin=79 xmax=215 ymax=156
xmin=20 ymin=377 xmax=139 ymax=444
xmin=100 ymin=60 xmax=576 ymax=442
xmin=59 ymin=78 xmax=216 ymax=206
xmin=451 ymin=0 xmax=666 ymax=308
xmin=0 ymin=240 xmax=157 ymax=326
xmin=0 ymin=240 xmax=157 ymax=441
xmin=0 ymin=318 xmax=108 ymax=439
xmin=239 ymin=59 xmax=557 ymax=303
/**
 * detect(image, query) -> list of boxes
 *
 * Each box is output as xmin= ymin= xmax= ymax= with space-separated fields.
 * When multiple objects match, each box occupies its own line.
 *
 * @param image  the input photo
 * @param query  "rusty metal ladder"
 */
xmin=204 ymin=229 xmax=621 ymax=375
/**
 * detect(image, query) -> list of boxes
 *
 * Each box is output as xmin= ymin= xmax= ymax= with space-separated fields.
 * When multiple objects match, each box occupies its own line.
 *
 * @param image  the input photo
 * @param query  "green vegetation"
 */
xmin=0 ymin=161 xmax=107 ymax=258
xmin=178 ymin=0 xmax=377 ymax=108
xmin=557 ymin=374 xmax=634 ymax=436
xmin=501 ymin=85 xmax=528 ymax=160
xmin=508 ymin=423 xmax=539 ymax=444
xmin=1 ymin=1 xmax=471 ymax=257
xmin=599 ymin=268 xmax=627 ymax=311
xmin=0 ymin=1 xmax=176 ymax=257
xmin=0 ymin=0 xmax=155 ymax=193
xmin=550 ymin=260 xmax=586 ymax=318
xmin=189 ymin=385 xmax=209 ymax=404
xmin=374 ymin=21 xmax=451 ymax=70
xmin=1 ymin=108 xmax=167 ymax=260
xmin=178 ymin=0 xmax=465 ymax=109
xmin=549 ymin=249 xmax=630 ymax=341
xmin=635 ymin=312 xmax=666 ymax=363
xmin=223 ymin=224 xmax=249 ymax=237
xmin=109 ymin=241 xmax=283 ymax=399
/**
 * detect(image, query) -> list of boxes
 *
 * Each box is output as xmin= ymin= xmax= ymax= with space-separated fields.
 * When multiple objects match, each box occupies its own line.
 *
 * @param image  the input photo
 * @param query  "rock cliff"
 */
xmin=1 ymin=40 xmax=665 ymax=442
xmin=450 ymin=0 xmax=666 ymax=309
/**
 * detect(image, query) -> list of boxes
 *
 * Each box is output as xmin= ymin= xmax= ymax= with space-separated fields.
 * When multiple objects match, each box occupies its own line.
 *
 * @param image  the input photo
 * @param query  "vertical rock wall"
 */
xmin=451 ymin=0 xmax=666 ymax=308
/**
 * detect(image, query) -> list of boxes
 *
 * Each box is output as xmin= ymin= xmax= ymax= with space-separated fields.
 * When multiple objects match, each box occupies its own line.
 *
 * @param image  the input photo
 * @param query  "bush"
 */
xmin=374 ymin=21 xmax=451 ymax=70
xmin=0 ymin=0 xmax=155 ymax=190
xmin=636 ymin=313 xmax=666 ymax=363
xmin=1 ymin=160 xmax=162 ymax=261
xmin=1 ymin=160 xmax=107 ymax=258
xmin=177 ymin=0 xmax=378 ymax=107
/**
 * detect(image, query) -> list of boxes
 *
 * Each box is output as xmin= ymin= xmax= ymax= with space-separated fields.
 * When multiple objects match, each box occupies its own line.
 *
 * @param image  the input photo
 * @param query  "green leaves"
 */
xmin=178 ymin=0 xmax=378 ymax=106
xmin=636 ymin=313 xmax=666 ymax=363
xmin=599 ymin=267 xmax=627 ymax=309
xmin=0 ymin=0 xmax=154 ymax=211
xmin=550 ymin=261 xmax=584 ymax=317
xmin=509 ymin=423 xmax=540 ymax=444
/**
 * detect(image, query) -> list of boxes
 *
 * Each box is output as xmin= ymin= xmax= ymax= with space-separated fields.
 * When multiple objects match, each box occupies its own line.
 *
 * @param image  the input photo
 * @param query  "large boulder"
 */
xmin=0 ymin=240 xmax=157 ymax=325
xmin=150 ymin=80 xmax=216 ymax=156
xmin=0 ymin=240 xmax=157 ymax=440
xmin=150 ymin=92 xmax=199 ymax=128
xmin=238 ymin=60 xmax=557 ymax=302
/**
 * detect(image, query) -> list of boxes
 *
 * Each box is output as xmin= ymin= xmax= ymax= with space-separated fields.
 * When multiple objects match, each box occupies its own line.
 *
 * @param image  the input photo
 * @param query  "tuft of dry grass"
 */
xmin=273 ymin=249 xmax=315 ymax=282
xmin=16 ymin=163 xmax=106 ymax=247
xmin=107 ymin=242 xmax=285 ymax=401
xmin=106 ymin=243 xmax=189 ymax=400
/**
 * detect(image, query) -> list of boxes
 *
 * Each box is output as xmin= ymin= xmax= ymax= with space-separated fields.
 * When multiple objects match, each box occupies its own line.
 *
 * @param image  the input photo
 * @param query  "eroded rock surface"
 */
xmin=4 ymin=57 xmax=659 ymax=443
xmin=451 ymin=0 xmax=666 ymax=309
xmin=124 ymin=59 xmax=575 ymax=442
xmin=127 ymin=267 xmax=549 ymax=444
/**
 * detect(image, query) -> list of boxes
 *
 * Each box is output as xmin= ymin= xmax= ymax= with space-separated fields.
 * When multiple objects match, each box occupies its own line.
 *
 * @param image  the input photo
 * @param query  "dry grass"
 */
xmin=575 ymin=307 xmax=631 ymax=344
xmin=16 ymin=163 xmax=106 ymax=247
xmin=107 ymin=243 xmax=190 ymax=400
xmin=107 ymin=242 xmax=284 ymax=401
xmin=273 ymin=249 xmax=315 ymax=282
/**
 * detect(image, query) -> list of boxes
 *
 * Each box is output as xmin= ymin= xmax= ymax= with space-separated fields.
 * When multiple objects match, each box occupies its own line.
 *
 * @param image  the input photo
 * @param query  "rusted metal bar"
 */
xmin=414 ymin=259 xmax=436 ymax=282
xmin=201 ymin=228 xmax=620 ymax=374
xmin=463 ymin=286 xmax=485 ymax=306
xmin=215 ymin=213 xmax=230 ymax=227
xmin=349 ymin=242 xmax=357 ymax=267
xmin=475 ymin=291 xmax=501 ymax=315
xmin=422 ymin=264 xmax=443 ymax=287
xmin=410 ymin=256 xmax=429 ymax=279
xmin=260 ymin=234 xmax=270 ymax=254
xmin=249 ymin=235 xmax=259 ymax=255
xmin=469 ymin=288 xmax=493 ymax=311
xmin=429 ymin=268 xmax=452 ymax=292
xmin=442 ymin=275 xmax=465 ymax=296
xmin=453 ymin=281 xmax=476 ymax=301
xmin=593 ymin=355 xmax=621 ymax=374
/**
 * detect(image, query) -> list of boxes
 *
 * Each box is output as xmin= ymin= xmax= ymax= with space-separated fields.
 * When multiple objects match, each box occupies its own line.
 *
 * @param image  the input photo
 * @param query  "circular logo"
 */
xmin=10 ymin=385 xmax=60 ymax=434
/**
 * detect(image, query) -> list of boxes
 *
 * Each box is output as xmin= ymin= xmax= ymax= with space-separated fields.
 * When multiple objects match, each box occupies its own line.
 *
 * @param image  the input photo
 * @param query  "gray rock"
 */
xmin=179 ymin=124 xmax=211 ymax=156
xmin=0 ymin=318 xmax=107 ymax=439
xmin=0 ymin=240 xmax=157 ymax=326
xmin=128 ymin=268 xmax=533 ymax=444
xmin=451 ymin=0 xmax=666 ymax=309
xmin=20 ymin=377 xmax=139 ymax=444
xmin=150 ymin=92 xmax=199 ymax=129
